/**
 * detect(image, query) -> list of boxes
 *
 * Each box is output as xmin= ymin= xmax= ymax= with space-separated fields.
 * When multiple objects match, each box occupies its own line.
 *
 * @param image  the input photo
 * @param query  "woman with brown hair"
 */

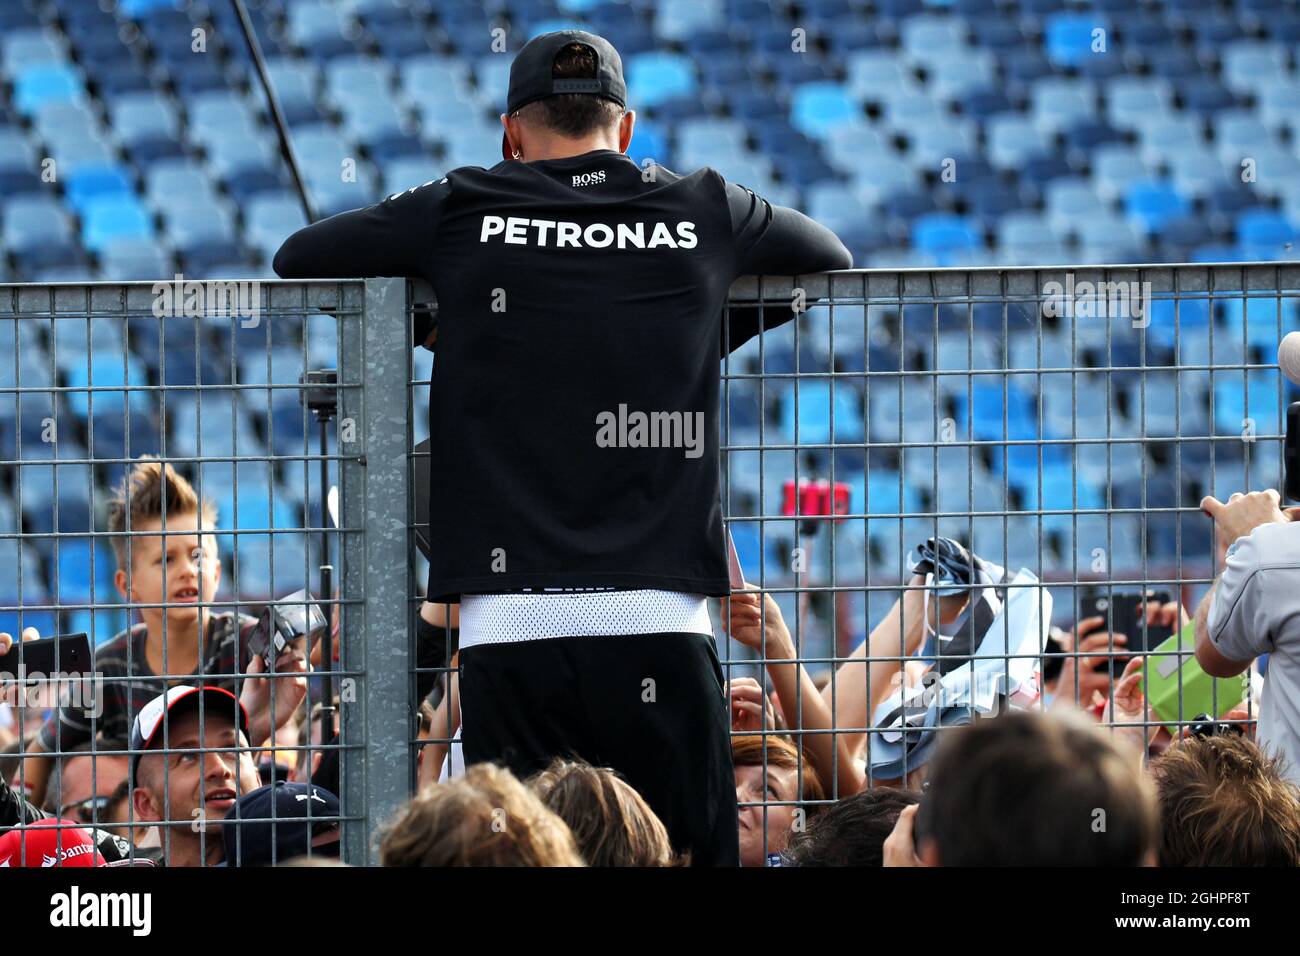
xmin=529 ymin=758 xmax=680 ymax=866
xmin=731 ymin=734 xmax=825 ymax=867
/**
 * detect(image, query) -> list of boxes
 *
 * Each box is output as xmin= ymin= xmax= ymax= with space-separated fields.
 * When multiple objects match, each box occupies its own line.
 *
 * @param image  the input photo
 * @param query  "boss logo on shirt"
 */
xmin=480 ymin=216 xmax=698 ymax=249
xmin=572 ymin=170 xmax=606 ymax=187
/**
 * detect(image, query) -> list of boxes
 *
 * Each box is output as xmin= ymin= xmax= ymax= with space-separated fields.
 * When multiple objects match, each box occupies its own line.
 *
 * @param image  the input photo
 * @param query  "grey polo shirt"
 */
xmin=1208 ymin=521 xmax=1300 ymax=785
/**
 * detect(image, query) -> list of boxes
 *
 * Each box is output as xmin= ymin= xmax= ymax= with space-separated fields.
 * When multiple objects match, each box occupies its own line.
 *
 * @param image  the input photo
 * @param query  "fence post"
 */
xmin=340 ymin=277 xmax=411 ymax=864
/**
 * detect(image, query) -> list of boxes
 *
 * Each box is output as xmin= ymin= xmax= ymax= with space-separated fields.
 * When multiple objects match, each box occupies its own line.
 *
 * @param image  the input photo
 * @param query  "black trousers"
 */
xmin=459 ymin=632 xmax=740 ymax=866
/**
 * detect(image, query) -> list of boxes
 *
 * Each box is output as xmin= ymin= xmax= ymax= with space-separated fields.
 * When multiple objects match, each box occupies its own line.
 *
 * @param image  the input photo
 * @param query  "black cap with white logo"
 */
xmin=221 ymin=782 xmax=341 ymax=867
xmin=502 ymin=30 xmax=627 ymax=161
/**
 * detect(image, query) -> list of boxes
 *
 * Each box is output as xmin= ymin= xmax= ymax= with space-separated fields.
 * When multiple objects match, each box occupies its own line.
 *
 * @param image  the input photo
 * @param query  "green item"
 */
xmin=1142 ymin=622 xmax=1250 ymax=736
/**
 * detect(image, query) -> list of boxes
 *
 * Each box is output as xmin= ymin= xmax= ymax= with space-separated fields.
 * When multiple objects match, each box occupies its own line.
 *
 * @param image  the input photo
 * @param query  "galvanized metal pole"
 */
xmin=339 ymin=277 xmax=411 ymax=864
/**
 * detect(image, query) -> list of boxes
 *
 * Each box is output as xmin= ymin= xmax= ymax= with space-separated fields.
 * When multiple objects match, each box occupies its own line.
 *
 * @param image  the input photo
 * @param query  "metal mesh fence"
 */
xmin=3 ymin=265 xmax=1297 ymax=866
xmin=0 ymin=279 xmax=368 ymax=865
xmin=711 ymin=263 xmax=1298 ymax=858
xmin=404 ymin=263 xmax=1300 ymax=863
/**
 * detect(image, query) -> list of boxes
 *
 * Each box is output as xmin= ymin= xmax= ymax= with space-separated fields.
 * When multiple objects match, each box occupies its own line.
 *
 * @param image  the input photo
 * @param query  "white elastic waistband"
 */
xmin=458 ymin=589 xmax=714 ymax=648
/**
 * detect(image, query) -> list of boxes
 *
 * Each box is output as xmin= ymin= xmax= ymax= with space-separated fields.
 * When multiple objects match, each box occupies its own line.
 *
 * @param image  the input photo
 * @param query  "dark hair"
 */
xmin=43 ymin=738 xmax=131 ymax=815
xmin=514 ymin=42 xmax=623 ymax=138
xmin=784 ymin=788 xmax=922 ymax=866
xmin=1152 ymin=734 xmax=1300 ymax=867
xmin=916 ymin=711 xmax=1157 ymax=866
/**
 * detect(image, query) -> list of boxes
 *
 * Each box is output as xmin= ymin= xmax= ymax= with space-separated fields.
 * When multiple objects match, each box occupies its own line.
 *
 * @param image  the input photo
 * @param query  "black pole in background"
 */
xmin=231 ymin=0 xmax=317 ymax=224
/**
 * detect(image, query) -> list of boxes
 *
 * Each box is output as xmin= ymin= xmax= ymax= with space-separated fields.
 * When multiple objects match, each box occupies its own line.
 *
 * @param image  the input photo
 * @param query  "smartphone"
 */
xmin=1078 ymin=591 xmax=1172 ymax=675
xmin=0 ymin=633 xmax=93 ymax=677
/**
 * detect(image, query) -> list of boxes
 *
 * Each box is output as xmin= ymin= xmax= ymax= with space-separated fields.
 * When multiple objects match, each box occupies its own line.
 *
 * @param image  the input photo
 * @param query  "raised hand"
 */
xmin=725 ymin=677 xmax=777 ymax=733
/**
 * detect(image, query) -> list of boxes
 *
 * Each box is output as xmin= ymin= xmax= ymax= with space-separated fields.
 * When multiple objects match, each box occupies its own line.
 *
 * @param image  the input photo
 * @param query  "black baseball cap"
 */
xmin=129 ymin=684 xmax=250 ymax=780
xmin=502 ymin=29 xmax=627 ymax=161
xmin=221 ymin=781 xmax=341 ymax=867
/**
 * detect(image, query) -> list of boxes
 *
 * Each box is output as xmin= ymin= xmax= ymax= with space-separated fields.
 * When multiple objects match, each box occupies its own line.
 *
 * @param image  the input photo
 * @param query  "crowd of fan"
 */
xmin=2 ymin=458 xmax=1299 ymax=867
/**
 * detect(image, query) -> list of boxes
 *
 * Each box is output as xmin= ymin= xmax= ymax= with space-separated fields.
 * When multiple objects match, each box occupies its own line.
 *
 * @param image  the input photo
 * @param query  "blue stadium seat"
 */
xmin=53 ymin=317 xmax=127 ymax=363
xmin=215 ymin=487 xmax=300 ymax=539
xmin=1123 ymin=180 xmax=1191 ymax=235
xmin=1104 ymin=76 xmax=1172 ymax=133
xmin=1181 ymin=78 xmax=1240 ymax=117
xmin=911 ymin=214 xmax=982 ymax=262
xmin=1091 ymin=145 xmax=1152 ymax=201
xmin=1256 ymin=79 xmax=1300 ymax=136
xmin=1236 ymin=209 xmax=1296 ymax=257
xmin=776 ymin=380 xmax=864 ymax=444
xmin=286 ymin=2 xmax=358 ymax=59
xmin=14 ymin=65 xmax=84 ymax=115
xmin=440 ymin=121 xmax=502 ymax=169
xmin=0 ymin=127 xmax=41 ymax=193
xmin=17 ymin=459 xmax=95 ymax=540
xmin=187 ymin=90 xmax=262 ymax=150
xmin=996 ymin=211 xmax=1057 ymax=258
xmin=790 ymin=82 xmax=859 ymax=137
xmin=626 ymin=52 xmax=697 ymax=108
xmin=64 ymin=164 xmax=135 ymax=215
xmin=245 ymin=194 xmax=310 ymax=261
xmin=900 ymin=15 xmax=968 ymax=60
xmin=112 ymin=91 xmax=183 ymax=161
xmin=81 ymin=196 xmax=154 ymax=253
xmin=205 ymin=134 xmax=280 ymax=184
xmin=880 ymin=88 xmax=943 ymax=131
xmin=1166 ymin=147 xmax=1235 ymax=200
xmin=928 ymin=51 xmax=996 ymax=104
xmin=53 ymin=540 xmax=117 ymax=603
xmin=1220 ymin=41 xmax=1290 ymax=96
xmin=4 ymin=30 xmax=65 ymax=71
xmin=100 ymin=237 xmax=171 ymax=281
xmin=238 ymin=348 xmax=308 ymax=409
xmin=1213 ymin=370 xmax=1283 ymax=435
xmin=907 ymin=120 xmax=978 ymax=167
xmin=144 ymin=158 xmax=217 ymax=204
xmin=119 ymin=0 xmax=182 ymax=14
xmin=2 ymin=196 xmax=76 ymax=254
xmin=987 ymin=115 xmax=1050 ymax=171
xmin=161 ymin=199 xmax=239 ymax=258
xmin=64 ymin=352 xmax=151 ymax=418
xmin=1234 ymin=144 xmax=1300 ymax=201
xmin=263 ymin=58 xmax=325 ymax=126
xmin=1044 ymin=14 xmax=1109 ymax=68
xmin=845 ymin=49 xmax=908 ymax=101
xmin=1030 ymin=78 xmax=1097 ymax=135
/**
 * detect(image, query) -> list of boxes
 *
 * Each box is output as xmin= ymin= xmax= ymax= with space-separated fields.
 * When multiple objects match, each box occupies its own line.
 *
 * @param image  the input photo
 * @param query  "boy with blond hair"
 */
xmin=7 ymin=458 xmax=307 ymax=807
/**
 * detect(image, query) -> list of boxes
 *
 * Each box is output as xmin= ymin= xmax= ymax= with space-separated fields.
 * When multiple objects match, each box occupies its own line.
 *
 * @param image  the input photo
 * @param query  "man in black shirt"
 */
xmin=275 ymin=30 xmax=852 ymax=865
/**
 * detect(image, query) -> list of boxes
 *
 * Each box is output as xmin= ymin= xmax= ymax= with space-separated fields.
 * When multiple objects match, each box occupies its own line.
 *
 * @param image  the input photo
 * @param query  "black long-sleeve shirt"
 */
xmin=275 ymin=150 xmax=852 ymax=601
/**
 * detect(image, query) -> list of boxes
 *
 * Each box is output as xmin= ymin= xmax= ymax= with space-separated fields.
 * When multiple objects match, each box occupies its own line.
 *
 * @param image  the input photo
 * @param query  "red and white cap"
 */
xmin=129 ymin=684 xmax=250 ymax=779
xmin=0 ymin=819 xmax=105 ymax=868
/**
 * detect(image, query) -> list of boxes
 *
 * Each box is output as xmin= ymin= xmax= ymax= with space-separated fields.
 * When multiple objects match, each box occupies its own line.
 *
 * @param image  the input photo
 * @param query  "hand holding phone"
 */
xmin=1078 ymin=591 xmax=1171 ymax=675
xmin=0 ymin=632 xmax=92 ymax=677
